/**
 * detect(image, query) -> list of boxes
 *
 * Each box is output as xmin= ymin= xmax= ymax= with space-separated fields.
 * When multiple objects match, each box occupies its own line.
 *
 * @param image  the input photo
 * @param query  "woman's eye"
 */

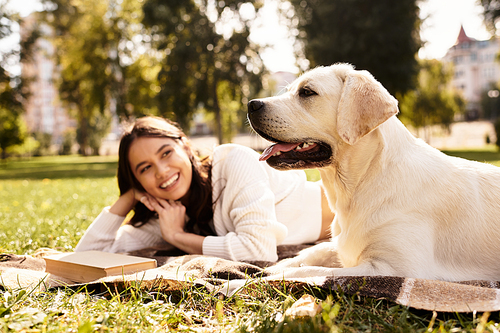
xmin=140 ymin=165 xmax=151 ymax=174
xmin=162 ymin=150 xmax=172 ymax=158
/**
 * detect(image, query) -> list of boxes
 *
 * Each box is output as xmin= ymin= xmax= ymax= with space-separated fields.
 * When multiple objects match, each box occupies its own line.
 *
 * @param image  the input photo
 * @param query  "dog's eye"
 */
xmin=299 ymin=87 xmax=317 ymax=97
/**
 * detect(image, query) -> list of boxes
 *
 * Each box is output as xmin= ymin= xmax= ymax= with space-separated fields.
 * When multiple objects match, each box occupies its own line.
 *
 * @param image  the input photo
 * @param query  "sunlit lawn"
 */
xmin=0 ymin=155 xmax=118 ymax=180
xmin=441 ymin=145 xmax=500 ymax=167
xmin=0 ymin=148 xmax=499 ymax=332
xmin=0 ymin=155 xmax=119 ymax=254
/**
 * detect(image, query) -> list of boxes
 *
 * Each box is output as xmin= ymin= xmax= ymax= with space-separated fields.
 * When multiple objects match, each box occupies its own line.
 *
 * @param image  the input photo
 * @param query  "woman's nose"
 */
xmin=155 ymin=163 xmax=170 ymax=178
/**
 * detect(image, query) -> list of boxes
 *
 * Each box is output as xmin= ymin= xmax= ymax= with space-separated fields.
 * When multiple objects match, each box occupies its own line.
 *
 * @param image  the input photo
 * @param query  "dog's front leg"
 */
xmin=265 ymin=241 xmax=342 ymax=276
xmin=264 ymin=260 xmax=397 ymax=280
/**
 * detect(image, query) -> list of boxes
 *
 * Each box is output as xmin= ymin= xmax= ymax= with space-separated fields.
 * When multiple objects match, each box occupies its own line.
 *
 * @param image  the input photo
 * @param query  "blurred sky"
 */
xmin=2 ymin=0 xmax=495 ymax=74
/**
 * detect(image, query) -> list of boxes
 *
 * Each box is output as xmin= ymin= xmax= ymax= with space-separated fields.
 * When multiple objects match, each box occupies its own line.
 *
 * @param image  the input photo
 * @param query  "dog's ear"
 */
xmin=337 ymin=70 xmax=399 ymax=145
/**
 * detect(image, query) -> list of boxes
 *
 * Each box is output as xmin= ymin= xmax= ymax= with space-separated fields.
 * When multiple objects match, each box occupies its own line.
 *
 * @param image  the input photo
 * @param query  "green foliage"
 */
xmin=286 ymin=0 xmax=422 ymax=97
xmin=305 ymin=168 xmax=320 ymax=182
xmin=32 ymin=132 xmax=52 ymax=156
xmin=399 ymin=59 xmax=465 ymax=136
xmin=59 ymin=129 xmax=76 ymax=155
xmin=480 ymin=84 xmax=500 ymax=121
xmin=5 ymin=136 xmax=39 ymax=157
xmin=217 ymin=81 xmax=247 ymax=142
xmin=77 ymin=112 xmax=113 ymax=156
xmin=0 ymin=106 xmax=27 ymax=159
xmin=142 ymin=0 xmax=264 ymax=143
xmin=119 ymin=54 xmax=162 ymax=117
xmin=494 ymin=118 xmax=500 ymax=150
xmin=40 ymin=0 xmax=161 ymax=155
xmin=40 ymin=0 xmax=110 ymax=155
xmin=0 ymin=3 xmax=38 ymax=160
xmin=480 ymin=0 xmax=500 ymax=34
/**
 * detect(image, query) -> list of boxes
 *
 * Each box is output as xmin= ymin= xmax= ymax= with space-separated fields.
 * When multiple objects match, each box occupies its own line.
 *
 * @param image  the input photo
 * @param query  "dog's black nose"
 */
xmin=247 ymin=99 xmax=264 ymax=113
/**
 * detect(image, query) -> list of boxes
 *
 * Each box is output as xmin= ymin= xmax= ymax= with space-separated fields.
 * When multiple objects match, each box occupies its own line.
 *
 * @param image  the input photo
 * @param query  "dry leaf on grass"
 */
xmin=284 ymin=294 xmax=322 ymax=319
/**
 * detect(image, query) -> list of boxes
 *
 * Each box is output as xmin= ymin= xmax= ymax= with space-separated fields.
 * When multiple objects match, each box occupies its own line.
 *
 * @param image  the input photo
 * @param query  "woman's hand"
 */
xmin=141 ymin=195 xmax=204 ymax=254
xmin=146 ymin=197 xmax=187 ymax=243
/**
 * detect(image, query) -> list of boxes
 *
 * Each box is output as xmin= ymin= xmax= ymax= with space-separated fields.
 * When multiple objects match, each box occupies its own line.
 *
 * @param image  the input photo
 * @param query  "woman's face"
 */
xmin=128 ymin=136 xmax=193 ymax=203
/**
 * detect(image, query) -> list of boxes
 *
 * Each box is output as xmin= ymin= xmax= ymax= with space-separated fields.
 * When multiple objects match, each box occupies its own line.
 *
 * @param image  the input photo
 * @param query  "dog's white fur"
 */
xmin=251 ymin=64 xmax=500 ymax=281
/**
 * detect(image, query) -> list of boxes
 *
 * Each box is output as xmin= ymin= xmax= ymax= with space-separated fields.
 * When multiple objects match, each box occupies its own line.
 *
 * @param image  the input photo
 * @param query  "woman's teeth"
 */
xmin=160 ymin=174 xmax=179 ymax=189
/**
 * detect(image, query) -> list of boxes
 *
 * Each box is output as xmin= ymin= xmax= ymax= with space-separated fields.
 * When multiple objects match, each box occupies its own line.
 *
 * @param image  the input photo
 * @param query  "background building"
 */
xmin=443 ymin=26 xmax=500 ymax=120
xmin=21 ymin=15 xmax=75 ymax=147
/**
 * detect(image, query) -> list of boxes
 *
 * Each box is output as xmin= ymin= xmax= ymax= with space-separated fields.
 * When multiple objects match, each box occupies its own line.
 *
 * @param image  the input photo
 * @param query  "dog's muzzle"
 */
xmin=247 ymin=99 xmax=278 ymax=142
xmin=246 ymin=99 xmax=333 ymax=170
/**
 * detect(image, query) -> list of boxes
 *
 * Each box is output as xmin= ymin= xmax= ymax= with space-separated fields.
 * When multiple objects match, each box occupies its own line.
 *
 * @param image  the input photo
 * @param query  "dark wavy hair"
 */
xmin=117 ymin=116 xmax=215 ymax=236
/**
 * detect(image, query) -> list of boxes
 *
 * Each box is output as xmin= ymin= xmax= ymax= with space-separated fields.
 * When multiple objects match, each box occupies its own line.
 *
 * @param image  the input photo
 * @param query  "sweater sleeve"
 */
xmin=75 ymin=207 xmax=167 ymax=253
xmin=202 ymin=145 xmax=288 ymax=262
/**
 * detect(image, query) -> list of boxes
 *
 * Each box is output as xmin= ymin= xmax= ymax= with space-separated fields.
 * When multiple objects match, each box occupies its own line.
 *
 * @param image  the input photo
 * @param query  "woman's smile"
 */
xmin=159 ymin=173 xmax=179 ymax=189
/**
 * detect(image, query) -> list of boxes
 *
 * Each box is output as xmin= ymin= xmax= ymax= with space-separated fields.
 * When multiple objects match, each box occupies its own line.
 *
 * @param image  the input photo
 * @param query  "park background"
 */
xmin=3 ymin=0 xmax=500 ymax=157
xmin=3 ymin=0 xmax=500 ymax=332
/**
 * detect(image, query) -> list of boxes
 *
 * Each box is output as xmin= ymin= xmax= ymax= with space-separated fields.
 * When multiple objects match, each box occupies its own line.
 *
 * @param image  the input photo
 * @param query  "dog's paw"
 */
xmin=263 ymin=257 xmax=305 ymax=276
xmin=275 ymin=257 xmax=305 ymax=268
xmin=266 ymin=242 xmax=342 ymax=276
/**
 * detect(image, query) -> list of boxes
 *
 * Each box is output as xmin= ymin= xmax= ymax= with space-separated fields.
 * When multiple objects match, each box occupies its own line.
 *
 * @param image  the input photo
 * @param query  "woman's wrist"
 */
xmin=109 ymin=189 xmax=137 ymax=216
xmin=162 ymin=228 xmax=185 ymax=244
xmin=164 ymin=230 xmax=204 ymax=255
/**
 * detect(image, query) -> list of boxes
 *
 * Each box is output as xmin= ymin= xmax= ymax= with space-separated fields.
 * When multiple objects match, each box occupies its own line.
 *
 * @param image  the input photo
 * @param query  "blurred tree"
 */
xmin=0 ymin=1 xmax=38 ymax=159
xmin=59 ymin=129 xmax=76 ymax=155
xmin=84 ymin=112 xmax=112 ymax=155
xmin=480 ymin=0 xmax=500 ymax=33
xmin=142 ymin=0 xmax=264 ymax=143
xmin=494 ymin=118 xmax=500 ymax=149
xmin=480 ymin=84 xmax=500 ymax=121
xmin=399 ymin=59 xmax=465 ymax=142
xmin=32 ymin=131 xmax=52 ymax=156
xmin=0 ymin=105 xmax=27 ymax=159
xmin=40 ymin=0 xmax=161 ymax=155
xmin=283 ymin=0 xmax=422 ymax=97
xmin=40 ymin=0 xmax=112 ymax=155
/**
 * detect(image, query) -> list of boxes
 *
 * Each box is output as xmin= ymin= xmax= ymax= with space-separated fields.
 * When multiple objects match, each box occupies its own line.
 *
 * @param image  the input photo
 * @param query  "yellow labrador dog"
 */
xmin=247 ymin=63 xmax=500 ymax=281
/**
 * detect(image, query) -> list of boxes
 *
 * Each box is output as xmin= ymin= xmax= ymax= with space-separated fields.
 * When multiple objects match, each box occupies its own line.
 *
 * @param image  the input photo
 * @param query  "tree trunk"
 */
xmin=78 ymin=102 xmax=89 ymax=156
xmin=212 ymin=78 xmax=223 ymax=145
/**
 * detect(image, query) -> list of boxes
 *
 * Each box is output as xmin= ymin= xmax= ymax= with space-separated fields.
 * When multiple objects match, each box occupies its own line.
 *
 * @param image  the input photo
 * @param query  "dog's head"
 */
xmin=247 ymin=64 xmax=399 ymax=170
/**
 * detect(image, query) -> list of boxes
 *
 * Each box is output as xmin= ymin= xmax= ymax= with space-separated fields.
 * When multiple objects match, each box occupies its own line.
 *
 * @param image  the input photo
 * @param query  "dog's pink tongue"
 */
xmin=259 ymin=143 xmax=300 ymax=161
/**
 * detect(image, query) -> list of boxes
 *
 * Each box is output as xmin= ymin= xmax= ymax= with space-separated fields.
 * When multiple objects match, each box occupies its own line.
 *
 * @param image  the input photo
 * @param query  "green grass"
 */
xmin=0 ymin=150 xmax=499 ymax=332
xmin=441 ymin=145 xmax=500 ymax=167
xmin=0 ymin=177 xmax=118 ymax=253
xmin=0 ymin=155 xmax=118 ymax=180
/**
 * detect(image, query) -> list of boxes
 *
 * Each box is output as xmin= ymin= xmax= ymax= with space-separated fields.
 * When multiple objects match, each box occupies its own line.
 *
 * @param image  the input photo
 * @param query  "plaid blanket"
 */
xmin=1 ymin=246 xmax=500 ymax=313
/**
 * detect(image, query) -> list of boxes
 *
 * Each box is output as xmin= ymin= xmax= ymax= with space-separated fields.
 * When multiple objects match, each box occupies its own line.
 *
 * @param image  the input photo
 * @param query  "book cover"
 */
xmin=44 ymin=251 xmax=157 ymax=283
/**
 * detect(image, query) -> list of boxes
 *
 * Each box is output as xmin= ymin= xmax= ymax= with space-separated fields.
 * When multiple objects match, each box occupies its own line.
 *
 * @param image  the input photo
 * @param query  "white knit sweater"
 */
xmin=75 ymin=144 xmax=322 ymax=261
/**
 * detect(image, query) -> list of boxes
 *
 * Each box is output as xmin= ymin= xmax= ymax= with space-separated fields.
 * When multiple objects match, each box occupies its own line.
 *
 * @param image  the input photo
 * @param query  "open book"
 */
xmin=44 ymin=251 xmax=157 ymax=283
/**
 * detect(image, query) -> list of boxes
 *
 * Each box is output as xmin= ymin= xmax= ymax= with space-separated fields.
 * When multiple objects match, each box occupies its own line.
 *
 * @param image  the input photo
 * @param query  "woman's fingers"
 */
xmin=133 ymin=189 xmax=147 ymax=201
xmin=156 ymin=197 xmax=182 ymax=207
xmin=140 ymin=194 xmax=160 ymax=211
xmin=138 ymin=194 xmax=183 ymax=212
xmin=139 ymin=196 xmax=152 ymax=210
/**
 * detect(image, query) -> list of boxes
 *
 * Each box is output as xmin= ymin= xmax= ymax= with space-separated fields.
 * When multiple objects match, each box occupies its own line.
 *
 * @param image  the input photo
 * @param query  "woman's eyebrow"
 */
xmin=134 ymin=143 xmax=172 ymax=172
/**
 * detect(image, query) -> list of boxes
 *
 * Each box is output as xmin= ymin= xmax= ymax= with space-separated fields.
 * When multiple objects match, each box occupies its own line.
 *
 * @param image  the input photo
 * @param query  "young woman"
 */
xmin=75 ymin=116 xmax=334 ymax=262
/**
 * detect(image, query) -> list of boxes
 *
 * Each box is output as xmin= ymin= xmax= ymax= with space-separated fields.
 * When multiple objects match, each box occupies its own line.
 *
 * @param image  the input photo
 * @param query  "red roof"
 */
xmin=455 ymin=25 xmax=475 ymax=45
